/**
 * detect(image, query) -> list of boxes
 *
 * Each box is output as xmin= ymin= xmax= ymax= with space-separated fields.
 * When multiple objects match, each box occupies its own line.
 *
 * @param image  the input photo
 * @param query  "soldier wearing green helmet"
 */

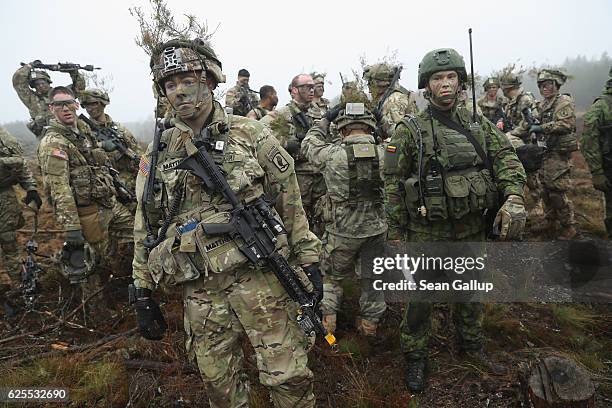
xmin=12 ymin=63 xmax=86 ymax=138
xmin=384 ymin=48 xmax=526 ymax=392
xmin=477 ymin=77 xmax=506 ymax=124
xmin=580 ymin=66 xmax=612 ymax=235
xmin=301 ymin=102 xmax=387 ymax=337
xmin=363 ymin=62 xmax=418 ymax=140
xmin=311 ymin=72 xmax=330 ymax=114
xmin=80 ymin=88 xmax=142 ymax=209
xmin=529 ymin=68 xmax=579 ymax=239
xmin=131 ymin=38 xmax=320 ymax=408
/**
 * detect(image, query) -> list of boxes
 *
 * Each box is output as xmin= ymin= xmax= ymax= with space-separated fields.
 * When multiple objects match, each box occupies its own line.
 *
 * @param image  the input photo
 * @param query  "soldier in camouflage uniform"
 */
xmin=363 ymin=63 xmax=418 ymax=140
xmin=80 ymin=88 xmax=142 ymax=198
xmin=529 ymin=69 xmax=578 ymax=239
xmin=261 ymin=74 xmax=325 ymax=236
xmin=301 ymin=103 xmax=387 ymax=337
xmin=132 ymin=39 xmax=321 ymax=408
xmin=0 ymin=127 xmax=42 ymax=294
xmin=477 ymin=77 xmax=505 ymax=125
xmin=500 ymin=74 xmax=538 ymax=148
xmin=246 ymin=85 xmax=278 ymax=120
xmin=384 ymin=48 xmax=526 ymax=392
xmin=13 ymin=63 xmax=86 ymax=138
xmin=37 ymin=86 xmax=133 ymax=309
xmin=580 ymin=67 xmax=612 ymax=235
xmin=224 ymin=68 xmax=259 ymax=117
xmin=311 ymin=72 xmax=330 ymax=114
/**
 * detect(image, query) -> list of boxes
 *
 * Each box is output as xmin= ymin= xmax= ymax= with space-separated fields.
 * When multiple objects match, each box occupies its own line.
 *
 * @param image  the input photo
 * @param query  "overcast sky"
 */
xmin=1 ymin=0 xmax=610 ymax=124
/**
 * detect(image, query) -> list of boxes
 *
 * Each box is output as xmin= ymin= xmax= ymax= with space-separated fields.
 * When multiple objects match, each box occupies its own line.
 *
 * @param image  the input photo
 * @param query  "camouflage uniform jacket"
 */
xmin=37 ymin=119 xmax=116 ymax=231
xmin=12 ymin=66 xmax=86 ymax=136
xmin=246 ymin=106 xmax=270 ymax=120
xmin=225 ymin=83 xmax=260 ymax=117
xmin=384 ymin=104 xmax=525 ymax=240
xmin=132 ymin=101 xmax=321 ymax=290
xmin=260 ymin=100 xmax=323 ymax=174
xmin=580 ymin=90 xmax=612 ymax=177
xmin=88 ymin=114 xmax=142 ymax=189
xmin=504 ymin=89 xmax=537 ymax=140
xmin=476 ymin=95 xmax=506 ymax=123
xmin=535 ymin=94 xmax=577 ymax=154
xmin=0 ymin=127 xmax=37 ymax=191
xmin=301 ymin=128 xmax=387 ymax=238
xmin=377 ymin=88 xmax=419 ymax=140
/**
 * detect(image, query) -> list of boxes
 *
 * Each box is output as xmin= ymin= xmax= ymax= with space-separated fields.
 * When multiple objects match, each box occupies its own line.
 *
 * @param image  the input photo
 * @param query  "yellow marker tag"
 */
xmin=325 ymin=333 xmax=337 ymax=346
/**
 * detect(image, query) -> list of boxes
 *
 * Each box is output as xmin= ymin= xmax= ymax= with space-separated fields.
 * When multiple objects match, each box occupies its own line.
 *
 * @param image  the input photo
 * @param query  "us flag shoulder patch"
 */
xmin=386 ymin=145 xmax=397 ymax=153
xmin=139 ymin=156 xmax=151 ymax=176
xmin=51 ymin=148 xmax=68 ymax=160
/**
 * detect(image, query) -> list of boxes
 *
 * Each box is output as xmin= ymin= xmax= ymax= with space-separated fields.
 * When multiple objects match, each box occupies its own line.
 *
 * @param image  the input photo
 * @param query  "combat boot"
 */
xmin=355 ymin=317 xmax=377 ymax=337
xmin=322 ymin=313 xmax=336 ymax=334
xmin=405 ymin=358 xmax=427 ymax=393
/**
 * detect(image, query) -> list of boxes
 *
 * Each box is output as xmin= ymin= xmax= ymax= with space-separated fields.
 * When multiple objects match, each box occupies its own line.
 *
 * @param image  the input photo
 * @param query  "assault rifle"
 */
xmin=21 ymin=214 xmax=43 ymax=309
xmin=21 ymin=60 xmax=100 ymax=72
xmin=176 ymin=129 xmax=336 ymax=347
xmin=107 ymin=166 xmax=136 ymax=204
xmin=79 ymin=114 xmax=139 ymax=163
xmin=521 ymin=107 xmax=543 ymax=146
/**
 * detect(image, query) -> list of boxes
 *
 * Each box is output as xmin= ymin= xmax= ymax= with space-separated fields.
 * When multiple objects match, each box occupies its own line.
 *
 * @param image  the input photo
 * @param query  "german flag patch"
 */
xmin=386 ymin=145 xmax=397 ymax=153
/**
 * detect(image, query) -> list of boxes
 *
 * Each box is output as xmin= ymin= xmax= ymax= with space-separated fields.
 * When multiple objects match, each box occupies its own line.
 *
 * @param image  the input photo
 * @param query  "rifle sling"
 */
xmin=429 ymin=109 xmax=493 ymax=173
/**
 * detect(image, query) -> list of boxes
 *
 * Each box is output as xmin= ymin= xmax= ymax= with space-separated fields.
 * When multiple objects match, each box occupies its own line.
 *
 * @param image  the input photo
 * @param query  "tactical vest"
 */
xmin=400 ymin=112 xmax=498 ymax=224
xmin=505 ymin=93 xmax=525 ymax=131
xmin=343 ymin=143 xmax=384 ymax=207
xmin=53 ymin=125 xmax=116 ymax=208
xmin=539 ymin=94 xmax=577 ymax=153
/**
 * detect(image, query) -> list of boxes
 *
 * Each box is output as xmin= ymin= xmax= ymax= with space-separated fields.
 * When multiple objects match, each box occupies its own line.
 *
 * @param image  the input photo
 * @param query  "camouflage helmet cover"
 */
xmin=537 ymin=69 xmax=567 ymax=86
xmin=500 ymin=73 xmax=522 ymax=89
xmin=335 ymin=103 xmax=377 ymax=131
xmin=80 ymin=88 xmax=110 ymax=105
xmin=150 ymin=38 xmax=225 ymax=93
xmin=29 ymin=70 xmax=52 ymax=87
xmin=483 ymin=77 xmax=501 ymax=90
xmin=418 ymin=48 xmax=467 ymax=89
xmin=363 ymin=63 xmax=397 ymax=82
xmin=311 ymin=72 xmax=326 ymax=84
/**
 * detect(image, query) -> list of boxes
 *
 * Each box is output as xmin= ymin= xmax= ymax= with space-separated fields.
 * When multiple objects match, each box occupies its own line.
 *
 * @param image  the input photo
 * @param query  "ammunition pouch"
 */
xmin=147 ymin=211 xmax=249 ymax=287
xmin=70 ymin=166 xmax=115 ymax=208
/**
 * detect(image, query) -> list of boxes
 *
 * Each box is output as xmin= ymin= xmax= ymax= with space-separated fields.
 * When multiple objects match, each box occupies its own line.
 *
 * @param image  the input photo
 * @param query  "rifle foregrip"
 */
xmin=202 ymin=223 xmax=234 ymax=236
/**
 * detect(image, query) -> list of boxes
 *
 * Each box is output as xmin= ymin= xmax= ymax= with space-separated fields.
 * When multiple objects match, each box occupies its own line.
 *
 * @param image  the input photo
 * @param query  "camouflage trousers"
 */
xmin=296 ymin=171 xmax=326 ymax=237
xmin=320 ymin=231 xmax=387 ymax=322
xmin=400 ymin=231 xmax=485 ymax=360
xmin=78 ymin=200 xmax=133 ymax=304
xmin=527 ymin=152 xmax=575 ymax=233
xmin=183 ymin=268 xmax=314 ymax=408
xmin=0 ymin=187 xmax=25 ymax=285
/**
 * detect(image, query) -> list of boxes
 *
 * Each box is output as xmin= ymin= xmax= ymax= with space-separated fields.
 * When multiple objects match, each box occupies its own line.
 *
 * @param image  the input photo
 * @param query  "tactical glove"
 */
xmin=24 ymin=190 xmax=42 ymax=211
xmin=529 ymin=124 xmax=543 ymax=134
xmin=592 ymin=174 xmax=611 ymax=192
xmin=324 ymin=105 xmax=342 ymax=122
xmin=134 ymin=289 xmax=167 ymax=341
xmin=493 ymin=195 xmax=526 ymax=240
xmin=303 ymin=264 xmax=323 ymax=304
xmin=100 ymin=139 xmax=117 ymax=152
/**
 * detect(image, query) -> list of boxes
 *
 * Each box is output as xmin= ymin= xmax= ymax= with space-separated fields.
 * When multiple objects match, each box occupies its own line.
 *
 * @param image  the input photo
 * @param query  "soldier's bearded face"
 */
xmin=164 ymin=71 xmax=212 ymax=120
xmin=34 ymin=80 xmax=50 ymax=95
xmin=293 ymin=79 xmax=315 ymax=104
xmin=368 ymin=80 xmax=389 ymax=99
xmin=427 ymin=70 xmax=460 ymax=109
xmin=238 ymin=76 xmax=249 ymax=87
xmin=49 ymin=93 xmax=79 ymax=126
xmin=83 ymin=101 xmax=105 ymax=120
xmin=314 ymin=83 xmax=324 ymax=98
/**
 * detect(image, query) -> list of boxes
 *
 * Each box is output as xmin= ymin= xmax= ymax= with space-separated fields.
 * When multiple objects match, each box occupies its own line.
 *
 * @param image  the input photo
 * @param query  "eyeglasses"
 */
xmin=50 ymin=99 xmax=77 ymax=108
xmin=296 ymin=84 xmax=315 ymax=91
